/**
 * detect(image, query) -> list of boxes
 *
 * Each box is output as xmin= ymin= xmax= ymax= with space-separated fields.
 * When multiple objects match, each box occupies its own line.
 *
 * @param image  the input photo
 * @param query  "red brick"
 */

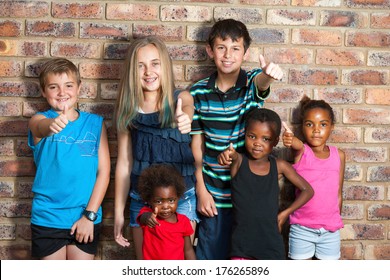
xmin=368 ymin=166 xmax=390 ymax=182
xmin=52 ymin=3 xmax=103 ymax=19
xmin=343 ymin=185 xmax=385 ymax=200
xmin=20 ymin=41 xmax=47 ymax=57
xmin=79 ymin=82 xmax=98 ymax=100
xmin=133 ymin=24 xmax=185 ymax=41
xmin=0 ymin=181 xmax=14 ymax=198
xmin=242 ymin=0 xmax=288 ymax=5
xmin=0 ymin=40 xmax=17 ymax=56
xmin=292 ymin=0 xmax=340 ymax=6
xmin=167 ymin=45 xmax=207 ymax=61
xmin=0 ymin=101 xmax=21 ymax=116
xmin=342 ymin=204 xmax=364 ymax=220
xmin=365 ymin=127 xmax=390 ymax=143
xmin=346 ymin=0 xmax=390 ymax=9
xmin=186 ymin=65 xmax=216 ymax=83
xmin=0 ymin=61 xmax=23 ymax=77
xmin=341 ymin=224 xmax=385 ymax=240
xmin=215 ymin=7 xmax=264 ymax=24
xmin=251 ymin=28 xmax=288 ymax=44
xmin=26 ymin=21 xmax=76 ymax=38
xmin=264 ymin=47 xmax=313 ymax=64
xmin=0 ymin=82 xmax=40 ymax=98
xmin=80 ymin=22 xmax=129 ymax=40
xmin=16 ymin=181 xmax=34 ymax=199
xmin=106 ymin=3 xmax=158 ymax=21
xmin=51 ymin=42 xmax=101 ymax=59
xmin=266 ymin=87 xmax=307 ymax=103
xmin=161 ymin=5 xmax=212 ymax=22
xmin=341 ymin=243 xmax=363 ymax=260
xmin=0 ymin=140 xmax=14 ymax=157
xmin=0 ymin=1 xmax=49 ymax=18
xmin=316 ymin=49 xmax=364 ymax=66
xmin=267 ymin=9 xmax=315 ymax=25
xmin=104 ymin=43 xmax=130 ymax=60
xmin=0 ymin=224 xmax=16 ymax=240
xmin=0 ymin=200 xmax=31 ymax=218
xmin=346 ymin=31 xmax=390 ymax=47
xmin=368 ymin=204 xmax=390 ymax=220
xmin=100 ymin=83 xmax=119 ymax=100
xmin=315 ymin=87 xmax=363 ymax=104
xmin=0 ymin=159 xmax=35 ymax=177
xmin=292 ymin=29 xmax=342 ymax=46
xmin=371 ymin=12 xmax=390 ymax=29
xmin=78 ymin=102 xmax=115 ymax=120
xmin=23 ymin=101 xmax=50 ymax=117
xmin=330 ymin=127 xmax=360 ymax=143
xmin=0 ymin=244 xmax=31 ymax=260
xmin=345 ymin=164 xmax=363 ymax=181
xmin=289 ymin=69 xmax=338 ymax=85
xmin=365 ymin=244 xmax=390 ymax=260
xmin=16 ymin=140 xmax=32 ymax=157
xmin=320 ymin=10 xmax=368 ymax=28
xmin=344 ymin=108 xmax=390 ymax=124
xmin=368 ymin=51 xmax=390 ymax=67
xmin=0 ymin=20 xmax=21 ymax=37
xmin=342 ymin=70 xmax=388 ymax=85
xmin=0 ymin=120 xmax=28 ymax=136
xmin=343 ymin=147 xmax=387 ymax=163
xmin=79 ymin=62 xmax=123 ymax=80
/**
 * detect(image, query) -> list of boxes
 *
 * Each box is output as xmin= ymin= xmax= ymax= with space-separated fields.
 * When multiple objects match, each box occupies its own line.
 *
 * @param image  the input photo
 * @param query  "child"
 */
xmin=28 ymin=58 xmax=110 ymax=260
xmin=114 ymin=36 xmax=198 ymax=259
xmin=282 ymin=96 xmax=345 ymax=260
xmin=137 ymin=164 xmax=196 ymax=260
xmin=218 ymin=108 xmax=314 ymax=260
xmin=190 ymin=18 xmax=283 ymax=259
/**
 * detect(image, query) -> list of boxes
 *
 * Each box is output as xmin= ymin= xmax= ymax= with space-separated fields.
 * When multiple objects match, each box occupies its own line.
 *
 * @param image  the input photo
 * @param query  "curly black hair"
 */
xmin=245 ymin=107 xmax=282 ymax=137
xmin=138 ymin=164 xmax=185 ymax=203
xmin=299 ymin=95 xmax=335 ymax=125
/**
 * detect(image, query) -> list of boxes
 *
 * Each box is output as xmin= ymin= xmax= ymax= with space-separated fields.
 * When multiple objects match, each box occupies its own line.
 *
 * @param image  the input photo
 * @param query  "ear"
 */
xmin=206 ymin=44 xmax=214 ymax=59
xmin=243 ymin=48 xmax=250 ymax=61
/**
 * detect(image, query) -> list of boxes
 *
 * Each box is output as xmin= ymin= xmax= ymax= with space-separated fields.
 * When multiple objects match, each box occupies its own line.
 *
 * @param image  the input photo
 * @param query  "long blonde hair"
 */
xmin=114 ymin=36 xmax=176 ymax=132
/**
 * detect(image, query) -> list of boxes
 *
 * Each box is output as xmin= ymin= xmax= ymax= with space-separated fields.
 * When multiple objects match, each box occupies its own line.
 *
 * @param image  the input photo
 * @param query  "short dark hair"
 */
xmin=245 ymin=108 xmax=282 ymax=136
xmin=39 ymin=58 xmax=80 ymax=90
xmin=208 ymin=19 xmax=252 ymax=52
xmin=138 ymin=164 xmax=185 ymax=203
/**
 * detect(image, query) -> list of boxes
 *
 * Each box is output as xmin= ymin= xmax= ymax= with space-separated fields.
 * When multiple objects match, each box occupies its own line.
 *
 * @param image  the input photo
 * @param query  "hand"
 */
xmin=144 ymin=207 xmax=160 ymax=228
xmin=175 ymin=98 xmax=191 ymax=134
xmin=259 ymin=54 xmax=283 ymax=81
xmin=114 ymin=215 xmax=130 ymax=247
xmin=282 ymin=121 xmax=294 ymax=148
xmin=70 ymin=216 xmax=94 ymax=243
xmin=196 ymin=187 xmax=218 ymax=217
xmin=49 ymin=104 xmax=69 ymax=134
xmin=218 ymin=143 xmax=235 ymax=166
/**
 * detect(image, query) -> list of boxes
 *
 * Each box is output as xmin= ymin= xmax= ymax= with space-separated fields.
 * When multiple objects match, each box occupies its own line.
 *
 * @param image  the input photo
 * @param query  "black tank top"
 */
xmin=230 ymin=154 xmax=285 ymax=260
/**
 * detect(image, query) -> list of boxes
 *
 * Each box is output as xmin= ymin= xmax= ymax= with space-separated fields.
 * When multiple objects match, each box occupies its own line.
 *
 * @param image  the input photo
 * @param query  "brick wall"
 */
xmin=0 ymin=1 xmax=389 ymax=260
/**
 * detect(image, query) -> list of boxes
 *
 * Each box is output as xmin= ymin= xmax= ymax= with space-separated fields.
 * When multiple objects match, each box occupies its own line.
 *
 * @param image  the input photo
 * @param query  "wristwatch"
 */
xmin=83 ymin=210 xmax=97 ymax=222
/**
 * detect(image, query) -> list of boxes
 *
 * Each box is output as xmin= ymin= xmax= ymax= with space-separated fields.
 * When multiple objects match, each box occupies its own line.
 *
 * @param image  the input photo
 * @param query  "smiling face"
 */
xmin=245 ymin=120 xmax=279 ymax=161
xmin=206 ymin=36 xmax=249 ymax=76
xmin=302 ymin=107 xmax=334 ymax=148
xmin=149 ymin=185 xmax=179 ymax=223
xmin=42 ymin=72 xmax=80 ymax=113
xmin=137 ymin=43 xmax=162 ymax=95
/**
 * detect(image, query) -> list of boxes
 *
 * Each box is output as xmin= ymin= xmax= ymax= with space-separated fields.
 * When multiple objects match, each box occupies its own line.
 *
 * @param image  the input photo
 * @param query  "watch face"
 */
xmin=84 ymin=210 xmax=97 ymax=221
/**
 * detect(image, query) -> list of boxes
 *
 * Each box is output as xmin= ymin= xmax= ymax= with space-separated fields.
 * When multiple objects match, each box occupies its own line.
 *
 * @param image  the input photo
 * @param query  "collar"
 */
xmin=206 ymin=68 xmax=248 ymax=91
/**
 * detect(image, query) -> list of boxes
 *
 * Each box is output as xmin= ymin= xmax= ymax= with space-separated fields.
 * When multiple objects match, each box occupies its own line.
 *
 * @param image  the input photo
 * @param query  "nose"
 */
xmin=224 ymin=49 xmax=232 ymax=58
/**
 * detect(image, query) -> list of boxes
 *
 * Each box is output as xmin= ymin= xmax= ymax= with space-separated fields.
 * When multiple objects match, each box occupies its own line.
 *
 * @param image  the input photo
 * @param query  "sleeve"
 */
xmin=181 ymin=215 xmax=194 ymax=237
xmin=190 ymin=89 xmax=203 ymax=135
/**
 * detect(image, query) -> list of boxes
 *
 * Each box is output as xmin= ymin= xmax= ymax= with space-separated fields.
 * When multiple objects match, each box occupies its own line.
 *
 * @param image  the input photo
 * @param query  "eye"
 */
xmin=152 ymin=61 xmax=160 ymax=67
xmin=247 ymin=134 xmax=255 ymax=139
xmin=321 ymin=123 xmax=328 ymax=127
xmin=263 ymin=137 xmax=271 ymax=142
xmin=153 ymin=199 xmax=162 ymax=205
xmin=168 ymin=198 xmax=176 ymax=204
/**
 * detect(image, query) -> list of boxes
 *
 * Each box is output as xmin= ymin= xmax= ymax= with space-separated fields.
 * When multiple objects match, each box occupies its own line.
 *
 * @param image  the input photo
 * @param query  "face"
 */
xmin=302 ymin=108 xmax=334 ymax=148
xmin=42 ymin=72 xmax=80 ymax=113
xmin=149 ymin=185 xmax=178 ymax=222
xmin=245 ymin=121 xmax=278 ymax=161
xmin=206 ymin=36 xmax=249 ymax=75
xmin=137 ymin=44 xmax=162 ymax=95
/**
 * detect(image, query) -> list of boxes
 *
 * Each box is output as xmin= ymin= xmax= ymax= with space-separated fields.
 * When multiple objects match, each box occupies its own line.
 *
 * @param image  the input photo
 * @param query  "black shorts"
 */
xmin=31 ymin=223 xmax=101 ymax=259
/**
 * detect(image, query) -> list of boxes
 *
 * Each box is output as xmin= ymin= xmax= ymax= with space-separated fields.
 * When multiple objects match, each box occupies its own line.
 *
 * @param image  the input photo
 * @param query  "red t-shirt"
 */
xmin=137 ymin=206 xmax=194 ymax=260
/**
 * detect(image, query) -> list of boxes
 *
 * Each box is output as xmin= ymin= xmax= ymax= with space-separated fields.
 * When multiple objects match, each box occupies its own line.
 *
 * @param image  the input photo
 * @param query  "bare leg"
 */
xmin=41 ymin=246 xmax=67 ymax=260
xmin=67 ymin=245 xmax=94 ymax=260
xmin=132 ymin=226 xmax=143 ymax=260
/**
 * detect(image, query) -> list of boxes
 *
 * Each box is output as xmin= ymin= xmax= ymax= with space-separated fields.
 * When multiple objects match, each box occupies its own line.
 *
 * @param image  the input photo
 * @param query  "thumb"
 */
xmin=282 ymin=121 xmax=292 ymax=133
xmin=153 ymin=207 xmax=158 ymax=217
xmin=62 ymin=103 xmax=69 ymax=118
xmin=175 ymin=98 xmax=183 ymax=116
xmin=259 ymin=54 xmax=267 ymax=69
xmin=229 ymin=142 xmax=234 ymax=151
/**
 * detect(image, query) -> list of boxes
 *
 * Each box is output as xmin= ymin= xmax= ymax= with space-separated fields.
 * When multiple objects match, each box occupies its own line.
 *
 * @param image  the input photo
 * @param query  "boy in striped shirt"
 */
xmin=190 ymin=18 xmax=283 ymax=260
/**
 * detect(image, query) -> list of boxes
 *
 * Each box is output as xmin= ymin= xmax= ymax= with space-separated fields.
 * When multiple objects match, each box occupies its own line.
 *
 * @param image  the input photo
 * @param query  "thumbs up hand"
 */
xmin=175 ymin=98 xmax=191 ymax=134
xmin=259 ymin=54 xmax=283 ymax=81
xmin=218 ymin=143 xmax=237 ymax=166
xmin=282 ymin=121 xmax=294 ymax=148
xmin=49 ymin=104 xmax=69 ymax=134
xmin=145 ymin=207 xmax=160 ymax=228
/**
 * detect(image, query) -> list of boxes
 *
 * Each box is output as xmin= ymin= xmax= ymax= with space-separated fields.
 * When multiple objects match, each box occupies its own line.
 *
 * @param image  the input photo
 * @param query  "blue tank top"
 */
xmin=28 ymin=109 xmax=103 ymax=228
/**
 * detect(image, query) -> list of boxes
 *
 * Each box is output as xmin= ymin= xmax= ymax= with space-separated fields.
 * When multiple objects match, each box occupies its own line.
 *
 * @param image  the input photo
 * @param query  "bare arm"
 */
xmin=282 ymin=122 xmax=305 ymax=163
xmin=338 ymin=148 xmax=346 ymax=212
xmin=184 ymin=235 xmax=196 ymax=260
xmin=114 ymin=130 xmax=133 ymax=247
xmin=191 ymin=133 xmax=218 ymax=217
xmin=176 ymin=90 xmax=194 ymax=134
xmin=255 ymin=54 xmax=283 ymax=91
xmin=70 ymin=122 xmax=111 ymax=243
xmin=276 ymin=159 xmax=314 ymax=232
